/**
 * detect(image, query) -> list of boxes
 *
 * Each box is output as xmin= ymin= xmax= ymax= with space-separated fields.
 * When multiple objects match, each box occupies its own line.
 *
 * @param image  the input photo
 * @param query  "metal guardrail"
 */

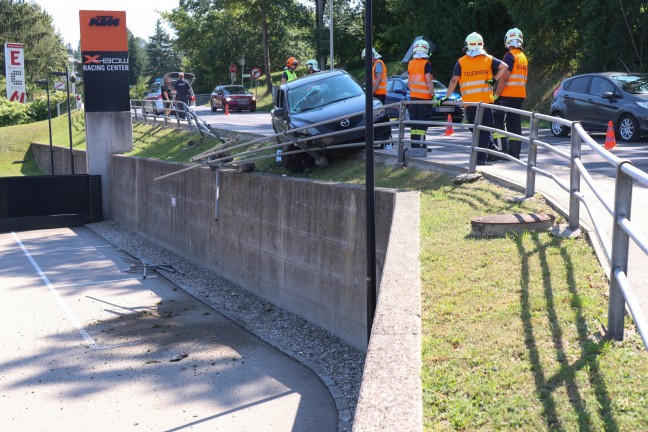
xmin=130 ymin=99 xmax=218 ymax=142
xmin=145 ymin=96 xmax=648 ymax=350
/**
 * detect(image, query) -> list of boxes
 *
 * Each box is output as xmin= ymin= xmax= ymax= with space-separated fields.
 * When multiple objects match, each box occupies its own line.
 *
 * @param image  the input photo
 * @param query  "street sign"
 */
xmin=250 ymin=67 xmax=262 ymax=79
xmin=242 ymin=73 xmax=250 ymax=78
xmin=230 ymin=72 xmax=236 ymax=83
xmin=229 ymin=63 xmax=237 ymax=73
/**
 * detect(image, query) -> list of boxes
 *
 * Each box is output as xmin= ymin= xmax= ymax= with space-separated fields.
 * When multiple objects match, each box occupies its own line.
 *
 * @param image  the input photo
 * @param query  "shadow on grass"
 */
xmin=19 ymin=146 xmax=42 ymax=176
xmin=516 ymin=233 xmax=617 ymax=432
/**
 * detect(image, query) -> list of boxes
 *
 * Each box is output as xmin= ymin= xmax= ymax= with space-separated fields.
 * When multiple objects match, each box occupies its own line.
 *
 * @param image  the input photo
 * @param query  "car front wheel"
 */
xmin=616 ymin=114 xmax=640 ymax=142
xmin=211 ymin=100 xmax=217 ymax=112
xmin=550 ymin=113 xmax=570 ymax=137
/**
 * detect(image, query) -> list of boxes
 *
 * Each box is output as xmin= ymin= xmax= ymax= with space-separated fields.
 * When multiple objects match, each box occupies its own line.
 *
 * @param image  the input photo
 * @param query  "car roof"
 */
xmin=280 ymin=69 xmax=348 ymax=90
xmin=168 ymin=72 xmax=195 ymax=83
xmin=567 ymin=71 xmax=648 ymax=80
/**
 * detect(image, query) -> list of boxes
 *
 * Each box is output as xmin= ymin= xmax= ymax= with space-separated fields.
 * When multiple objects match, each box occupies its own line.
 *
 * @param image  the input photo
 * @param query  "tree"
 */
xmin=128 ymin=30 xmax=147 ymax=86
xmin=144 ymin=19 xmax=182 ymax=82
xmin=0 ymin=0 xmax=68 ymax=86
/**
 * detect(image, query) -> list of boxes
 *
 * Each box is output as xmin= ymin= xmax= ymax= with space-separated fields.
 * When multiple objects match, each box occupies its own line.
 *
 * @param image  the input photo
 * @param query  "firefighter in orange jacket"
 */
xmin=493 ymin=28 xmax=528 ymax=159
xmin=362 ymin=47 xmax=387 ymax=103
xmin=442 ymin=32 xmax=508 ymax=165
xmin=407 ymin=39 xmax=436 ymax=148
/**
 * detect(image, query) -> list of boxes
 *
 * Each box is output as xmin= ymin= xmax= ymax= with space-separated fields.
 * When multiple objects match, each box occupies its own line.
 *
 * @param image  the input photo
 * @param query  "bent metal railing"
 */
xmin=148 ymin=97 xmax=647 ymax=350
xmin=130 ymin=99 xmax=217 ymax=141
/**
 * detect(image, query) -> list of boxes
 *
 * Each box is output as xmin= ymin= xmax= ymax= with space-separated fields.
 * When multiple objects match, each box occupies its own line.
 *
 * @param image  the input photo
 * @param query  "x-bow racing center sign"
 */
xmin=4 ymin=43 xmax=26 ymax=103
xmin=80 ymin=11 xmax=129 ymax=112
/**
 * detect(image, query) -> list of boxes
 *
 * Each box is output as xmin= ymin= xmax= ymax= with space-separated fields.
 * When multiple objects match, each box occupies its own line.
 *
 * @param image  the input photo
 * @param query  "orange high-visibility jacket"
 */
xmin=501 ymin=48 xmax=528 ymax=98
xmin=458 ymin=54 xmax=494 ymax=103
xmin=408 ymin=58 xmax=433 ymax=100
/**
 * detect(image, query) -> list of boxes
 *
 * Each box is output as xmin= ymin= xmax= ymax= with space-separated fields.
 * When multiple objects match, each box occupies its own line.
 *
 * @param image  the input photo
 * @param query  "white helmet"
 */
xmin=361 ymin=47 xmax=381 ymax=59
xmin=306 ymin=59 xmax=320 ymax=72
xmin=464 ymin=32 xmax=484 ymax=51
xmin=504 ymin=28 xmax=523 ymax=48
xmin=412 ymin=39 xmax=430 ymax=55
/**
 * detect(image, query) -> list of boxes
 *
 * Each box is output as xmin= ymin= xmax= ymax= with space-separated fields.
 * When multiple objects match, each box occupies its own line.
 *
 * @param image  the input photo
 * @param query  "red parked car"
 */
xmin=210 ymin=85 xmax=257 ymax=112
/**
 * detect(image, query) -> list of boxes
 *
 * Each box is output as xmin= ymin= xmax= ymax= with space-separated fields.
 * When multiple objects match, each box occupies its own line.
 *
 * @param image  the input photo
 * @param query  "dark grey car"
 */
xmin=550 ymin=72 xmax=648 ymax=142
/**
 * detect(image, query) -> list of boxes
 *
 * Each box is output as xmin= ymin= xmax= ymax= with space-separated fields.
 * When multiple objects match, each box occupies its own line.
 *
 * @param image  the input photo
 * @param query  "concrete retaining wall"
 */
xmin=110 ymin=156 xmax=398 ymax=350
xmin=31 ymin=142 xmax=87 ymax=175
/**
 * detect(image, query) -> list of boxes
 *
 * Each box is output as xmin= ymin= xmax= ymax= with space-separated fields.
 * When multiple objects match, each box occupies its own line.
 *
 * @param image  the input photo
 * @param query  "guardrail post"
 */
xmin=568 ymin=124 xmax=582 ymax=230
xmin=608 ymin=163 xmax=633 ymax=340
xmin=525 ymin=112 xmax=539 ymax=197
xmin=396 ymin=100 xmax=406 ymax=167
xmin=468 ymin=103 xmax=484 ymax=173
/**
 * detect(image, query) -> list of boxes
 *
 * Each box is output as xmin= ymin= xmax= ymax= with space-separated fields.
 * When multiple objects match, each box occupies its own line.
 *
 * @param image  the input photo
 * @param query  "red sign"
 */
xmin=229 ymin=64 xmax=237 ymax=73
xmin=250 ymin=67 xmax=262 ymax=79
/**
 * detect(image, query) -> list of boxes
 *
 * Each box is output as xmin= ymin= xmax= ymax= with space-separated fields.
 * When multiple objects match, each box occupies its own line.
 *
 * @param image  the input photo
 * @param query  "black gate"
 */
xmin=0 ymin=175 xmax=102 ymax=233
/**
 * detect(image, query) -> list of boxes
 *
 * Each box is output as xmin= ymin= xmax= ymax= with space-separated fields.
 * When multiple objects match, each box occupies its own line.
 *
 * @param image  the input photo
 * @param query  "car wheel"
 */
xmin=211 ymin=101 xmax=216 ymax=112
xmin=250 ymin=108 xmax=256 ymax=112
xmin=550 ymin=112 xmax=570 ymax=137
xmin=281 ymin=144 xmax=315 ymax=173
xmin=616 ymin=114 xmax=640 ymax=142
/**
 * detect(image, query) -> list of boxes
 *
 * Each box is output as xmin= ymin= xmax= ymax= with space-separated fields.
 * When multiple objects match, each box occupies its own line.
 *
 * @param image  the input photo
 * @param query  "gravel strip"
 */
xmin=88 ymin=220 xmax=365 ymax=425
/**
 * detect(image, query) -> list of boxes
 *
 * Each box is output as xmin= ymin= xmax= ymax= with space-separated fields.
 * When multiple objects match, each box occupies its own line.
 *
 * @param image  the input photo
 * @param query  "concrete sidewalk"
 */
xmin=0 ymin=227 xmax=337 ymax=431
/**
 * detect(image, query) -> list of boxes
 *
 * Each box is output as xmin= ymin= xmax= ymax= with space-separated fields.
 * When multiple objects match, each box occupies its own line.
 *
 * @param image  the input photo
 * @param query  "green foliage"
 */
xmin=145 ymin=19 xmax=183 ymax=83
xmin=128 ymin=30 xmax=148 ymax=86
xmin=0 ymin=96 xmax=30 ymax=126
xmin=0 ymin=0 xmax=69 ymax=84
xmin=0 ymin=91 xmax=75 ymax=127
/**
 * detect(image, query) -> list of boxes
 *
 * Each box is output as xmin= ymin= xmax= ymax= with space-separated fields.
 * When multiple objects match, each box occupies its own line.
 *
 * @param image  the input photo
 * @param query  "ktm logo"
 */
xmin=89 ymin=16 xmax=120 ymax=27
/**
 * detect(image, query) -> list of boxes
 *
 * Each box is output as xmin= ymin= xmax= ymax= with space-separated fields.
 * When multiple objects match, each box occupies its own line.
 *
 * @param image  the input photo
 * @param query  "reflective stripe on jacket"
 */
xmin=458 ymin=54 xmax=494 ymax=103
xmin=373 ymin=59 xmax=387 ymax=96
xmin=501 ymin=48 xmax=528 ymax=98
xmin=408 ymin=58 xmax=432 ymax=100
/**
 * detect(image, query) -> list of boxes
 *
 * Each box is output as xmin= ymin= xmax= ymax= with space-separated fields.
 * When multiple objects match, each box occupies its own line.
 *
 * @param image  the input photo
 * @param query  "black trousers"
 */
xmin=493 ymin=96 xmax=524 ymax=158
xmin=410 ymin=99 xmax=432 ymax=148
xmin=465 ymin=105 xmax=494 ymax=163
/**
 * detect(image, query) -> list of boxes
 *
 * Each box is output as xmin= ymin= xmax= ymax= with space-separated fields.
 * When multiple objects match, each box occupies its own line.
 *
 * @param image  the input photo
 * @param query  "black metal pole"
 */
xmin=364 ymin=0 xmax=376 ymax=345
xmin=46 ymin=77 xmax=54 ymax=176
xmin=65 ymin=66 xmax=75 ymax=174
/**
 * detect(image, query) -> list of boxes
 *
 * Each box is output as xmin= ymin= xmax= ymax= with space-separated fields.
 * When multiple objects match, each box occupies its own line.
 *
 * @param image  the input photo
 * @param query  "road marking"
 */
xmin=12 ymin=231 xmax=99 ymax=349
xmin=53 ymin=275 xmax=156 ymax=289
xmin=42 ymin=244 xmax=112 ymax=252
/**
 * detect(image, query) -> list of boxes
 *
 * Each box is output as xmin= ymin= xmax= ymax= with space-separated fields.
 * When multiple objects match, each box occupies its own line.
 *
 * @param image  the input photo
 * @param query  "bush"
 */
xmin=0 ymin=97 xmax=31 ymax=126
xmin=0 ymin=91 xmax=75 ymax=126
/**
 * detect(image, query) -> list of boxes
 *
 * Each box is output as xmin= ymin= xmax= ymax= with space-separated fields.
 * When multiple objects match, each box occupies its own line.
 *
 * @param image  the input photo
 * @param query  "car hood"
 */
xmin=289 ymin=94 xmax=381 ymax=126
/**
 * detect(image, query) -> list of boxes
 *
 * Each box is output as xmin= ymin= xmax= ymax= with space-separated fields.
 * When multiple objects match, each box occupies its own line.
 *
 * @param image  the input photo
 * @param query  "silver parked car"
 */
xmin=550 ymin=72 xmax=648 ymax=142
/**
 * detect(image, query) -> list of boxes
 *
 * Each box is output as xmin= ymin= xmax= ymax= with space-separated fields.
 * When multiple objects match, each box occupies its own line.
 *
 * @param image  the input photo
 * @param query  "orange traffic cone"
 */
xmin=444 ymin=114 xmax=454 ymax=136
xmin=224 ymin=103 xmax=230 ymax=116
xmin=604 ymin=121 xmax=616 ymax=150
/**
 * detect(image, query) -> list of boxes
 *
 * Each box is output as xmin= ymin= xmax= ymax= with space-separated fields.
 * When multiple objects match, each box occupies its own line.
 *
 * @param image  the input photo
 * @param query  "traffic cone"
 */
xmin=444 ymin=114 xmax=454 ymax=136
xmin=224 ymin=103 xmax=230 ymax=116
xmin=604 ymin=121 xmax=616 ymax=150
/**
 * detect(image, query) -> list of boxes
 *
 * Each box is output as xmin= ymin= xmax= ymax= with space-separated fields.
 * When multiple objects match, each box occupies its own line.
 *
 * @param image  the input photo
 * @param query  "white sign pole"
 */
xmin=4 ymin=43 xmax=26 ymax=103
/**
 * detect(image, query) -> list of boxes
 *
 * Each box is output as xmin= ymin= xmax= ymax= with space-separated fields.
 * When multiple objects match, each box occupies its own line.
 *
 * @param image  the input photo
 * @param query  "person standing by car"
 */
xmin=162 ymin=74 xmax=174 ymax=117
xmin=441 ymin=32 xmax=508 ymax=165
xmin=282 ymin=57 xmax=300 ymax=83
xmin=407 ymin=39 xmax=436 ymax=148
xmin=173 ymin=72 xmax=193 ymax=119
xmin=362 ymin=47 xmax=387 ymax=104
xmin=306 ymin=59 xmax=320 ymax=74
xmin=492 ymin=28 xmax=528 ymax=159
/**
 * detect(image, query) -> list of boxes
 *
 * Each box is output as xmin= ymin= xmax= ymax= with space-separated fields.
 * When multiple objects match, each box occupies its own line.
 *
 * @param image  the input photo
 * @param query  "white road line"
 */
xmin=11 ymin=231 xmax=100 ymax=350
xmin=41 ymin=244 xmax=112 ymax=252
xmin=53 ymin=275 xmax=156 ymax=289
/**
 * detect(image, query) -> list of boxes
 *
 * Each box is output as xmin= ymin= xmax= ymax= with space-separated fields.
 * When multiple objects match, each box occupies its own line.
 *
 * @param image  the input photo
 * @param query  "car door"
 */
xmin=271 ymin=88 xmax=289 ymax=134
xmin=562 ymin=76 xmax=591 ymax=125
xmin=581 ymin=76 xmax=619 ymax=131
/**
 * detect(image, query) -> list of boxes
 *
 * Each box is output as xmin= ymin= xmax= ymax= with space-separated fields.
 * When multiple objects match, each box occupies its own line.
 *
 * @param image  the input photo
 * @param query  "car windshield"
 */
xmin=224 ymin=86 xmax=249 ymax=95
xmin=288 ymin=74 xmax=363 ymax=113
xmin=610 ymin=74 xmax=648 ymax=94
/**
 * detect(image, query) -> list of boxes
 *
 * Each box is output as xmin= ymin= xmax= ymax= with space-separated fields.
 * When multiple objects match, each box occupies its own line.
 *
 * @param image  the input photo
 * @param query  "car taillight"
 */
xmin=191 ymin=95 xmax=195 ymax=101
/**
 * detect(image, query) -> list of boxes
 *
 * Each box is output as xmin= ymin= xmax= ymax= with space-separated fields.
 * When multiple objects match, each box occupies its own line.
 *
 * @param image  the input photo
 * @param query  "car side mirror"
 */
xmin=273 ymin=107 xmax=286 ymax=117
xmin=601 ymin=91 xmax=616 ymax=99
xmin=394 ymin=88 xmax=404 ymax=95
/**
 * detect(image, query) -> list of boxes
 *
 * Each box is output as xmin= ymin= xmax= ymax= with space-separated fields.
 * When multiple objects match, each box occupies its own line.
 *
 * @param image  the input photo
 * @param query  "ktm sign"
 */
xmin=89 ymin=16 xmax=120 ymax=27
